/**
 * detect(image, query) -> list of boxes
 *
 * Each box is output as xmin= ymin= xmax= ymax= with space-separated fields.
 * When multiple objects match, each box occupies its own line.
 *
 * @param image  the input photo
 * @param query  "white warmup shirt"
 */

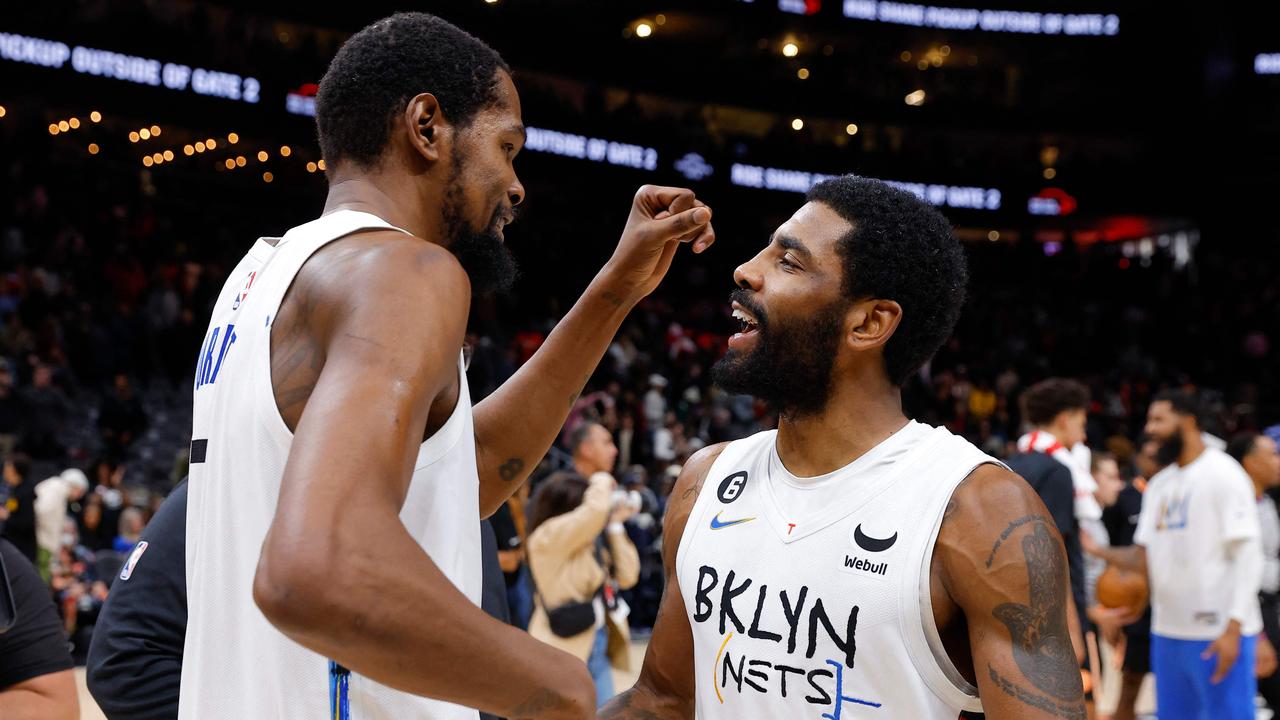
xmin=1135 ymin=447 xmax=1263 ymax=639
xmin=1257 ymin=493 xmax=1280 ymax=594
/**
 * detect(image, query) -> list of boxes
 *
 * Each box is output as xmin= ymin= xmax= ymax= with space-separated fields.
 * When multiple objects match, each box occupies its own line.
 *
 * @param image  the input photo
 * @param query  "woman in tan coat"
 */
xmin=527 ymin=470 xmax=639 ymax=706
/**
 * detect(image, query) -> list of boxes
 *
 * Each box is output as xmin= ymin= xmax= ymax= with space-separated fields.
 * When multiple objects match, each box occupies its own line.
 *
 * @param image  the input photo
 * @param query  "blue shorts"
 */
xmin=1151 ymin=632 xmax=1257 ymax=720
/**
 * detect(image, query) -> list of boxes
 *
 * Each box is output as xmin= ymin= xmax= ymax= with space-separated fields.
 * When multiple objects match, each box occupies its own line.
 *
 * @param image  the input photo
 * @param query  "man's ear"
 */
xmin=845 ymin=298 xmax=903 ymax=352
xmin=403 ymin=92 xmax=446 ymax=164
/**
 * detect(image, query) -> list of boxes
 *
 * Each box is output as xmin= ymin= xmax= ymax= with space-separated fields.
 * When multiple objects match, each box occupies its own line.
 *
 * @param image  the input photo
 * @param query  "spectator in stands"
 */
xmin=20 ymin=364 xmax=70 ymax=460
xmin=98 ymin=374 xmax=148 ymax=459
xmin=527 ymin=471 xmax=639 ymax=706
xmin=569 ymin=422 xmax=619 ymax=478
xmin=0 ymin=538 xmax=78 ymax=719
xmin=92 ymin=460 xmax=128 ymax=514
xmin=1228 ymin=430 xmax=1280 ymax=709
xmin=34 ymin=468 xmax=90 ymax=582
xmin=0 ymin=453 xmax=37 ymax=563
xmin=492 ymin=482 xmax=532 ymax=630
xmin=643 ymin=374 xmax=667 ymax=428
xmin=50 ymin=519 xmax=109 ymax=659
xmin=617 ymin=465 xmax=662 ymax=628
xmin=616 ymin=413 xmax=638 ymax=470
xmin=113 ymin=507 xmax=145 ymax=554
xmin=0 ymin=361 xmax=23 ymax=457
xmin=968 ymin=376 xmax=997 ymax=422
xmin=651 ymin=411 xmax=679 ymax=465
xmin=77 ymin=491 xmax=113 ymax=553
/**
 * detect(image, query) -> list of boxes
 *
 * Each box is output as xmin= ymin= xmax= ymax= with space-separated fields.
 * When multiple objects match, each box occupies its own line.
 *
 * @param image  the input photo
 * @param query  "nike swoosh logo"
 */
xmin=854 ymin=524 xmax=898 ymax=552
xmin=710 ymin=511 xmax=756 ymax=530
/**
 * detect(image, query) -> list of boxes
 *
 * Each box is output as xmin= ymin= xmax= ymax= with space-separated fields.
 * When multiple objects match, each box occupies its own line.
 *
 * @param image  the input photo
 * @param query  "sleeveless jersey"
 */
xmin=178 ymin=210 xmax=482 ymax=720
xmin=676 ymin=421 xmax=1002 ymax=719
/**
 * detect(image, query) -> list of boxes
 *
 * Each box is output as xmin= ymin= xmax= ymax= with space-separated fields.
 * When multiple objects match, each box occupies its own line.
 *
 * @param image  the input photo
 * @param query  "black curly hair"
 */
xmin=805 ymin=175 xmax=968 ymax=386
xmin=316 ymin=12 xmax=511 ymax=170
xmin=1022 ymin=377 xmax=1090 ymax=426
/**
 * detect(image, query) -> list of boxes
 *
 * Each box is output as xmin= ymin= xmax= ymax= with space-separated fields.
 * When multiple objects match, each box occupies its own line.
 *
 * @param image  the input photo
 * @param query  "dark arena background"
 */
xmin=1 ymin=2 xmax=1278 ymax=718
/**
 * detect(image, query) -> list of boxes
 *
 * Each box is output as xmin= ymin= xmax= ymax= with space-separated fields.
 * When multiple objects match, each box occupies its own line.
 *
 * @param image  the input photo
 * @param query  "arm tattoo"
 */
xmin=499 ymin=458 xmax=526 ymax=482
xmin=680 ymin=474 xmax=706 ymax=501
xmin=601 ymin=289 xmax=627 ymax=308
xmin=943 ymin=499 xmax=958 ymax=520
xmin=985 ymin=514 xmax=1048 ymax=569
xmin=990 ymin=521 xmax=1084 ymax=714
xmin=599 ymin=690 xmax=669 ymax=720
xmin=988 ymin=665 xmax=1085 ymax=720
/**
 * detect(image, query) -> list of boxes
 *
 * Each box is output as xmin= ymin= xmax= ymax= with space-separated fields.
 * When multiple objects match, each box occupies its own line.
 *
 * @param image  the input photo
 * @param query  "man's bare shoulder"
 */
xmin=661 ymin=441 xmax=731 ymax=558
xmin=946 ymin=463 xmax=1042 ymax=525
xmin=270 ymin=230 xmax=469 ymax=428
xmin=301 ymin=230 xmax=471 ymax=307
xmin=669 ymin=442 xmax=730 ymax=513
xmin=936 ymin=462 xmax=1060 ymax=599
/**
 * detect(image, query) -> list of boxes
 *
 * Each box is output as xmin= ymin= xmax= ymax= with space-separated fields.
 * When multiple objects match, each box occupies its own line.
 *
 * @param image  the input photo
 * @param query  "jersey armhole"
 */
xmin=674 ymin=453 xmax=722 ymax=585
xmin=901 ymin=454 xmax=1006 ymax=714
xmin=250 ymin=216 xmax=413 ymax=447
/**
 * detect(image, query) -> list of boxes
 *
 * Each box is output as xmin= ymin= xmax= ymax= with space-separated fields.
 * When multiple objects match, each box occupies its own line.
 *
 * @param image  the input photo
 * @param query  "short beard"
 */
xmin=1155 ymin=431 xmax=1184 ymax=467
xmin=441 ymin=151 xmax=518 ymax=295
xmin=711 ymin=290 xmax=845 ymax=418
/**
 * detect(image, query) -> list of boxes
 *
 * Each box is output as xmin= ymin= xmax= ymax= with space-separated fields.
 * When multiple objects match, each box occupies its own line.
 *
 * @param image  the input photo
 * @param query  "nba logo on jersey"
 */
xmin=120 ymin=541 xmax=149 ymax=581
xmin=231 ymin=270 xmax=257 ymax=310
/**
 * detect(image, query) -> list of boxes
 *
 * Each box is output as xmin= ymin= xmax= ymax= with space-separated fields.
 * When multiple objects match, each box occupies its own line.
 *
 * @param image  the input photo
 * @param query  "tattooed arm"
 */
xmin=471 ymin=186 xmax=714 ymax=517
xmin=599 ymin=443 xmax=727 ymax=720
xmin=936 ymin=464 xmax=1087 ymax=720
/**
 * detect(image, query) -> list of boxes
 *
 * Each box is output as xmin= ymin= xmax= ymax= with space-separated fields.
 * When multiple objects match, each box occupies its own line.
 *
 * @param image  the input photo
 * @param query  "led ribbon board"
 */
xmin=0 ymin=31 xmax=260 ymax=104
xmin=524 ymin=127 xmax=658 ymax=171
xmin=730 ymin=163 xmax=1002 ymax=211
xmin=841 ymin=2 xmax=1119 ymax=35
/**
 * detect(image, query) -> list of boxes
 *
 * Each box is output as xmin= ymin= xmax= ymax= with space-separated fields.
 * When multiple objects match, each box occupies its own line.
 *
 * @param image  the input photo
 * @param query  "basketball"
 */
xmin=1096 ymin=565 xmax=1148 ymax=613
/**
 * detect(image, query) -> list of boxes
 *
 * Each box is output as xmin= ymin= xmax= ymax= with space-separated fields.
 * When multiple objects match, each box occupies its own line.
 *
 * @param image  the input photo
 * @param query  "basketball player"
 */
xmin=178 ymin=13 xmax=713 ymax=720
xmin=1086 ymin=391 xmax=1263 ymax=720
xmin=602 ymin=175 xmax=1086 ymax=720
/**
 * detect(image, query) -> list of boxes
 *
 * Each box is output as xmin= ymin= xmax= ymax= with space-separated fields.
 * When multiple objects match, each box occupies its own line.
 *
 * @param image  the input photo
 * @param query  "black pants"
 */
xmin=1260 ymin=592 xmax=1280 ymax=709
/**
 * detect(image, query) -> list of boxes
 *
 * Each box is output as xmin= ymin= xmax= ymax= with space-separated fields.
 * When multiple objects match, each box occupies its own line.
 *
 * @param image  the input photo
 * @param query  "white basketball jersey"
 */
xmin=179 ymin=210 xmax=482 ymax=720
xmin=676 ymin=421 xmax=1002 ymax=719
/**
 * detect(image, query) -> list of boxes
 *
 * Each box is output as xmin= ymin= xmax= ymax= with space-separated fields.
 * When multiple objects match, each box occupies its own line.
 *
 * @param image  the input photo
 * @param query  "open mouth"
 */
xmin=493 ymin=216 xmax=512 ymax=241
xmin=492 ymin=208 xmax=515 ymax=240
xmin=731 ymin=301 xmax=760 ymax=336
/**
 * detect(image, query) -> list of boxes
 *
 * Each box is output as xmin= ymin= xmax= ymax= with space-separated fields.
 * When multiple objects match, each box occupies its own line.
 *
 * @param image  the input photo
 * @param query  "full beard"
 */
xmin=1155 ymin=431 xmax=1184 ymax=467
xmin=711 ymin=290 xmax=846 ymax=418
xmin=441 ymin=155 xmax=518 ymax=295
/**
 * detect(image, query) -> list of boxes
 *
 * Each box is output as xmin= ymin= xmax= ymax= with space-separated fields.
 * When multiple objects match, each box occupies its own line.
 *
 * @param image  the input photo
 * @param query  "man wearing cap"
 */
xmin=34 ymin=468 xmax=90 ymax=581
xmin=643 ymin=374 xmax=668 ymax=429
